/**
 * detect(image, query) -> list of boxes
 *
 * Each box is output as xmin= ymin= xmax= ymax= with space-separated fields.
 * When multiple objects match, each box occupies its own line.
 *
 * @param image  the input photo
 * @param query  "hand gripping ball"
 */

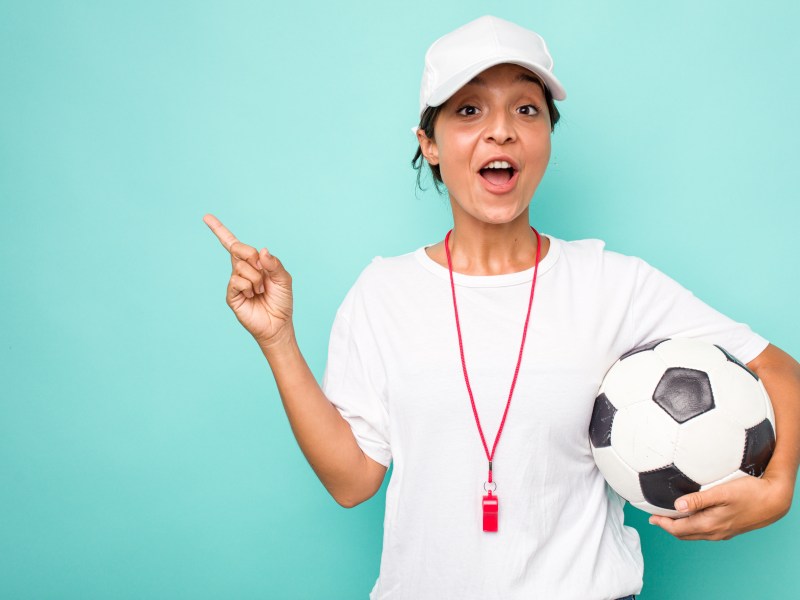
xmin=589 ymin=338 xmax=776 ymax=517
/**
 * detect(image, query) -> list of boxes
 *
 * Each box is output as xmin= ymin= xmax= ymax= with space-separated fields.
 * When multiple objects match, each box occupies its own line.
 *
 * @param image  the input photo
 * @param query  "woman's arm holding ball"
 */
xmin=748 ymin=345 xmax=800 ymax=499
xmin=649 ymin=343 xmax=799 ymax=540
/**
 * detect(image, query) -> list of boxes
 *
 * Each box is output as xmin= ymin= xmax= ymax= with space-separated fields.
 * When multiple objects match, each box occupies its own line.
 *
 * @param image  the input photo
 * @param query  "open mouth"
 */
xmin=478 ymin=160 xmax=517 ymax=186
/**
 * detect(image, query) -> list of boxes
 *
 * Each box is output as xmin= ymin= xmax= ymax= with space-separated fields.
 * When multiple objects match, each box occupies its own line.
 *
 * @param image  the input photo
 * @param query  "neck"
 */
xmin=446 ymin=208 xmax=545 ymax=276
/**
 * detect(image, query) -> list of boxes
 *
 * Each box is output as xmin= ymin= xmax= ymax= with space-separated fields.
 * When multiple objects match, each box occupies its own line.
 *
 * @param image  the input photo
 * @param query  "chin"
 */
xmin=477 ymin=197 xmax=528 ymax=223
xmin=475 ymin=206 xmax=524 ymax=225
xmin=451 ymin=187 xmax=530 ymax=225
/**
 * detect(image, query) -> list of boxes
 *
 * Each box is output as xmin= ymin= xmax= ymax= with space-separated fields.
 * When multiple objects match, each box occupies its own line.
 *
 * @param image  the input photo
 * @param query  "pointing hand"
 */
xmin=203 ymin=213 xmax=294 ymax=346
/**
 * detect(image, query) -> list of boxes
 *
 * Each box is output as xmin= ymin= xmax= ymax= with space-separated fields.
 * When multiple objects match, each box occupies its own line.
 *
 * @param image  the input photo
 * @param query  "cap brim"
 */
xmin=426 ymin=56 xmax=566 ymax=111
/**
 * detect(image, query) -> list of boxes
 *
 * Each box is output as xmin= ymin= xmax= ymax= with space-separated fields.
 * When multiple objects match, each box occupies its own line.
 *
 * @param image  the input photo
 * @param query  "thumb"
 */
xmin=259 ymin=248 xmax=292 ymax=284
xmin=675 ymin=488 xmax=720 ymax=513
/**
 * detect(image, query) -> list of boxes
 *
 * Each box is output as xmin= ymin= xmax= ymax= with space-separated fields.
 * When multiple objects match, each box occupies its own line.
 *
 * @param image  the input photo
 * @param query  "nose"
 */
xmin=483 ymin=108 xmax=516 ymax=145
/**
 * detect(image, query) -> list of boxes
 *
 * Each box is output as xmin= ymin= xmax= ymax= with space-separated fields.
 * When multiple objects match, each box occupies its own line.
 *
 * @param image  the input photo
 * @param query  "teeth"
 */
xmin=483 ymin=160 xmax=512 ymax=169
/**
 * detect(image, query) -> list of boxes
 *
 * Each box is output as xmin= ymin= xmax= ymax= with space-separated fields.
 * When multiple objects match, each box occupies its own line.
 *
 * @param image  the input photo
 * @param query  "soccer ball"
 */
xmin=589 ymin=337 xmax=776 ymax=517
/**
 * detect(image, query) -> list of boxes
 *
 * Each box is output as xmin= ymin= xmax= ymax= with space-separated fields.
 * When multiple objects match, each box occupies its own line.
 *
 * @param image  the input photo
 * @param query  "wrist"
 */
xmin=256 ymin=323 xmax=297 ymax=355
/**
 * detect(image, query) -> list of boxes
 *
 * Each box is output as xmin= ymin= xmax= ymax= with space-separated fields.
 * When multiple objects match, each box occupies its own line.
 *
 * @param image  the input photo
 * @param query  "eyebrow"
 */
xmin=466 ymin=73 xmax=545 ymax=89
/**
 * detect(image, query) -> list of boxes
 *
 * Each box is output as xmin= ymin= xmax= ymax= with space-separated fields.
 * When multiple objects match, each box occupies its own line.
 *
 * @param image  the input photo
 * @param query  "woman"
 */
xmin=204 ymin=15 xmax=798 ymax=599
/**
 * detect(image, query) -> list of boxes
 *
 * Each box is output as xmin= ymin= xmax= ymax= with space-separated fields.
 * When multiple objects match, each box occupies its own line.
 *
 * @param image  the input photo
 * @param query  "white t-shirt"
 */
xmin=321 ymin=233 xmax=769 ymax=600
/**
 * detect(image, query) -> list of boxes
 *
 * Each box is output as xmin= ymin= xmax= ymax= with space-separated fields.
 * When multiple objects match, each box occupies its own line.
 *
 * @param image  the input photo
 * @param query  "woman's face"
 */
xmin=418 ymin=63 xmax=552 ymax=226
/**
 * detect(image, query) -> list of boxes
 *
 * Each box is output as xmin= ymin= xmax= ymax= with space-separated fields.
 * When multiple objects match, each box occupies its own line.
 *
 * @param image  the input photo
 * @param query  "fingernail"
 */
xmin=648 ymin=517 xmax=656 ymax=525
xmin=256 ymin=260 xmax=263 ymax=270
xmin=675 ymin=500 xmax=688 ymax=512
xmin=258 ymin=285 xmax=265 ymax=294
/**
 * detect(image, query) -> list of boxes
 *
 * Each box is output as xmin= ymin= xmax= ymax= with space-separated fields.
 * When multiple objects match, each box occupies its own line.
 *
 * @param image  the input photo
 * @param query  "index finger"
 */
xmin=203 ymin=213 xmax=239 ymax=253
xmin=651 ymin=509 xmax=715 ymax=538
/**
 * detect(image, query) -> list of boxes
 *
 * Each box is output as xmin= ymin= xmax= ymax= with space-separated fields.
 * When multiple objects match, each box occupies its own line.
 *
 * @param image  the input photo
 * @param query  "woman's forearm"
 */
xmin=258 ymin=324 xmax=378 ymax=507
xmin=748 ymin=343 xmax=800 ymax=497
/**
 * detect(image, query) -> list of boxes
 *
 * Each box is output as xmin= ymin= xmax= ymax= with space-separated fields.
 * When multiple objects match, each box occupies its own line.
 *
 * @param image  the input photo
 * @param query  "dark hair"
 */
xmin=411 ymin=80 xmax=561 ymax=193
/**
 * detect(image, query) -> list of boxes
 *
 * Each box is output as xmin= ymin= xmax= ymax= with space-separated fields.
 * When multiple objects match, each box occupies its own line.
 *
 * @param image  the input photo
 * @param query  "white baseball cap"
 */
xmin=415 ymin=15 xmax=566 ymax=128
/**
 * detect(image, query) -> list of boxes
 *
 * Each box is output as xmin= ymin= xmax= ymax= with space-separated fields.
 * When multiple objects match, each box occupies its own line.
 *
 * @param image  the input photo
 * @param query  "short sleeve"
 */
xmin=628 ymin=256 xmax=769 ymax=365
xmin=321 ymin=285 xmax=392 ymax=468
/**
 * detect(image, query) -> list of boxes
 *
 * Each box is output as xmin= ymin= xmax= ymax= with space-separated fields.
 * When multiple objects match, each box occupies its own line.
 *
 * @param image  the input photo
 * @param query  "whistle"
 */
xmin=482 ymin=492 xmax=498 ymax=532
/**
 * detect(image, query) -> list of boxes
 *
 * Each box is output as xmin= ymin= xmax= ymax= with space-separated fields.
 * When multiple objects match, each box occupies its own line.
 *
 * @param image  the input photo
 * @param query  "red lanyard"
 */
xmin=444 ymin=225 xmax=542 ymax=532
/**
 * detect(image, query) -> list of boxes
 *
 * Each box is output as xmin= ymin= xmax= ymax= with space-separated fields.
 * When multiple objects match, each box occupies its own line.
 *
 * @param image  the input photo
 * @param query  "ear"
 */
xmin=416 ymin=128 xmax=439 ymax=166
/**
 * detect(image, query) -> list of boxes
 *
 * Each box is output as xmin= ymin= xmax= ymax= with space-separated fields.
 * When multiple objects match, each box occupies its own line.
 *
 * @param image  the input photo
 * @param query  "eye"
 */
xmin=517 ymin=104 xmax=540 ymax=116
xmin=456 ymin=105 xmax=480 ymax=117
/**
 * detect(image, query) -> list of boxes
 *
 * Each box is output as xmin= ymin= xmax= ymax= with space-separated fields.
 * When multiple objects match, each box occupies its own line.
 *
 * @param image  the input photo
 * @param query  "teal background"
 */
xmin=1 ymin=0 xmax=797 ymax=597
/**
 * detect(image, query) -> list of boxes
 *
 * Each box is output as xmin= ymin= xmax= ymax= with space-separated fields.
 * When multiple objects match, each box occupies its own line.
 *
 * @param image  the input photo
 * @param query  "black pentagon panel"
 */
xmin=714 ymin=344 xmax=759 ymax=381
xmin=740 ymin=418 xmax=776 ymax=477
xmin=639 ymin=464 xmax=701 ymax=510
xmin=589 ymin=393 xmax=616 ymax=448
xmin=653 ymin=367 xmax=714 ymax=423
xmin=619 ymin=338 xmax=670 ymax=361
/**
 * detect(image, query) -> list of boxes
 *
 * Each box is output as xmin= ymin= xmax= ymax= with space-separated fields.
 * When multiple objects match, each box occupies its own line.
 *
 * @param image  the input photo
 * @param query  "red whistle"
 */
xmin=483 ymin=492 xmax=498 ymax=532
